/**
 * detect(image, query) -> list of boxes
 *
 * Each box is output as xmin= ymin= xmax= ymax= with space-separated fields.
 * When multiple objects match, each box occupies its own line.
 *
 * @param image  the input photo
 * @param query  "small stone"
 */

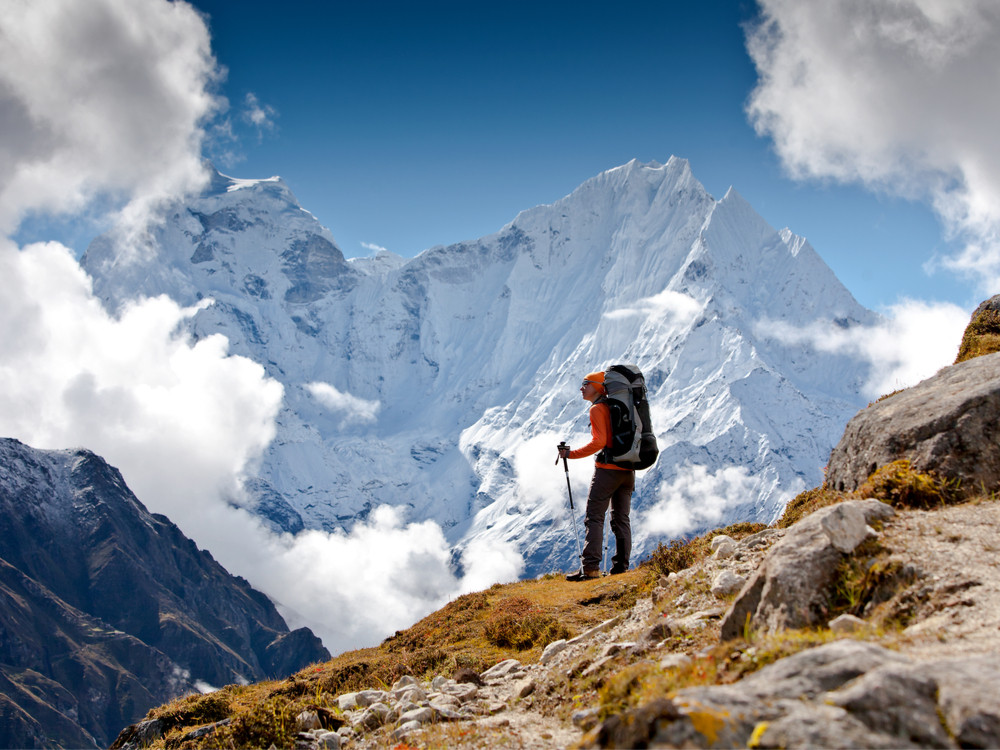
xmin=392 ymin=721 xmax=422 ymax=741
xmin=642 ymin=621 xmax=672 ymax=644
xmin=454 ymin=666 xmax=485 ymax=685
xmin=660 ymin=653 xmax=693 ymax=670
xmin=658 ymin=575 xmax=670 ymax=588
xmin=296 ymin=710 xmax=322 ymax=732
xmin=316 ymin=730 xmax=341 ymax=749
xmin=713 ymin=540 xmax=737 ymax=559
xmin=711 ymin=570 xmax=746 ymax=598
xmin=711 ymin=534 xmax=735 ymax=551
xmin=829 ymin=613 xmax=867 ymax=634
xmin=399 ymin=707 xmax=435 ymax=724
xmin=359 ymin=689 xmax=389 ymax=707
xmin=511 ymin=677 xmax=536 ymax=699
xmin=391 ymin=675 xmax=419 ymax=692
xmin=431 ymin=675 xmax=450 ymax=690
xmin=336 ymin=693 xmax=358 ymax=711
xmin=481 ymin=659 xmax=523 ymax=680
xmin=540 ymin=639 xmax=569 ymax=664
xmin=441 ymin=682 xmax=478 ymax=701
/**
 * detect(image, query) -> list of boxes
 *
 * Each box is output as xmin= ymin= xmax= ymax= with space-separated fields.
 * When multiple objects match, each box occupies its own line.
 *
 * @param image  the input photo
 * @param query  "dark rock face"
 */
xmin=825 ymin=352 xmax=1000 ymax=497
xmin=0 ymin=438 xmax=330 ymax=749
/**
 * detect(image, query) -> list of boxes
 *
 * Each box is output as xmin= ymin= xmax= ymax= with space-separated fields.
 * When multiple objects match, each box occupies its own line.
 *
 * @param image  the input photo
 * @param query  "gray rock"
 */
xmin=711 ymin=570 xmax=745 ymax=597
xmin=710 ymin=534 xmax=735 ymax=550
xmin=540 ymin=639 xmax=569 ymax=664
xmin=720 ymin=500 xmax=893 ymax=639
xmin=355 ymin=689 xmax=388 ymax=707
xmin=398 ymin=707 xmax=435 ymax=725
xmin=827 ymin=664 xmax=951 ymax=747
xmin=315 ymin=730 xmax=341 ymax=749
xmin=826 ymin=351 xmax=1000 ymax=497
xmin=296 ymin=710 xmax=322 ymax=731
xmin=712 ymin=539 xmax=737 ymax=559
xmin=480 ymin=659 xmax=523 ymax=680
xmin=511 ymin=677 xmax=536 ymax=699
xmin=829 ymin=613 xmax=867 ymax=633
xmin=392 ymin=720 xmax=422 ymax=741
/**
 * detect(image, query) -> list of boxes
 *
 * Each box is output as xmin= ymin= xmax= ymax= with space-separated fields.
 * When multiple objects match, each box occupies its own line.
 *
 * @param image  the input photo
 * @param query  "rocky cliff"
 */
xmin=0 ymin=438 xmax=330 ymax=749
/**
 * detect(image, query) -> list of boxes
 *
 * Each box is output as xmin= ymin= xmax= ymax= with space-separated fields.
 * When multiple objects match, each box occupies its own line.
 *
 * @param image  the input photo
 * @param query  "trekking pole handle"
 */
xmin=556 ymin=441 xmax=570 ymax=466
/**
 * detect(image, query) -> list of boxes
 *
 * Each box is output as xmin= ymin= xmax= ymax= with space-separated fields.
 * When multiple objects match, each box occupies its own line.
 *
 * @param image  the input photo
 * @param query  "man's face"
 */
xmin=580 ymin=381 xmax=600 ymax=402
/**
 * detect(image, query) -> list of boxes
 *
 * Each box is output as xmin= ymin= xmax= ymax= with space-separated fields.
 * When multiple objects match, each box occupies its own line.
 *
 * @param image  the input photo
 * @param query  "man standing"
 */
xmin=558 ymin=371 xmax=634 ymax=580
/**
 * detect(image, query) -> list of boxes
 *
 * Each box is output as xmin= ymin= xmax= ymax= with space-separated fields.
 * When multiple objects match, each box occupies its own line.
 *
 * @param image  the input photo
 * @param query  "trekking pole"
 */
xmin=556 ymin=442 xmax=584 ymax=566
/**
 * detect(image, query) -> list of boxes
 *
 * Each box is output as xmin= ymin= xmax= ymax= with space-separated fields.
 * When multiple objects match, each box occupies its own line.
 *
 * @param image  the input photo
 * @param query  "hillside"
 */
xmin=0 ymin=439 xmax=329 ymax=749
xmin=113 ymin=302 xmax=1000 ymax=749
xmin=112 ymin=490 xmax=1000 ymax=749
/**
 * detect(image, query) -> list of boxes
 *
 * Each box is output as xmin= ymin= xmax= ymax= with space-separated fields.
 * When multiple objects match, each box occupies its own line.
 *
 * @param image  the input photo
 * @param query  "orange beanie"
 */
xmin=583 ymin=371 xmax=606 ymax=394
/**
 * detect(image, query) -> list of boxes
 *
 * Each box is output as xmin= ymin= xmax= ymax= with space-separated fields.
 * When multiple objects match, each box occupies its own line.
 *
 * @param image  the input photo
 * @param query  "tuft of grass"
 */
xmin=483 ymin=596 xmax=571 ymax=650
xmin=642 ymin=522 xmax=768 ymax=577
xmin=858 ymin=460 xmax=959 ymax=509
xmin=955 ymin=302 xmax=1000 ymax=363
xmin=778 ymin=485 xmax=847 ymax=528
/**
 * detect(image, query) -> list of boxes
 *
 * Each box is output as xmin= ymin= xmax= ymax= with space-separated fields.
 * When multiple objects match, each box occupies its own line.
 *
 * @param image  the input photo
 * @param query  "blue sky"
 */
xmin=186 ymin=0 xmax=977 ymax=313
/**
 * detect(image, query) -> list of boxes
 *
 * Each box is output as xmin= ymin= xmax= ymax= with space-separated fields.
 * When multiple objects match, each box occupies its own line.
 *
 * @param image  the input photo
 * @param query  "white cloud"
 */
xmin=513 ymin=432 xmax=592 ymax=516
xmin=746 ymin=0 xmax=1000 ymax=293
xmin=640 ymin=464 xmax=761 ymax=538
xmin=758 ymin=299 xmax=969 ymax=396
xmin=361 ymin=241 xmax=389 ymax=254
xmin=604 ymin=289 xmax=702 ymax=324
xmin=306 ymin=381 xmax=381 ymax=424
xmin=241 ymin=92 xmax=278 ymax=136
xmin=0 ymin=0 xmax=222 ymax=238
xmin=0 ymin=236 xmax=283 ymax=518
xmin=0 ymin=0 xmax=521 ymax=657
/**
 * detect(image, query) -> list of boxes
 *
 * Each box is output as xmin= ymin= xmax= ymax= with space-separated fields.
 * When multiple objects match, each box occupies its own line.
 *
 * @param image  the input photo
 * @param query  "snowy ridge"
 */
xmin=82 ymin=157 xmax=877 ymax=574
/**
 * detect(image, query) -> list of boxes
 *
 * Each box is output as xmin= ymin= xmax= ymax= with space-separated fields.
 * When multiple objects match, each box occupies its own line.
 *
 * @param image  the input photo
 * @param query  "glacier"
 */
xmin=82 ymin=157 xmax=878 ymax=575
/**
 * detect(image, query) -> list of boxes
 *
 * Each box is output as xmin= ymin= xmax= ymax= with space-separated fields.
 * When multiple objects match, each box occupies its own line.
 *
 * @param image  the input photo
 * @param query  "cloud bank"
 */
xmin=0 ymin=0 xmax=521 ymax=655
xmin=758 ymin=298 xmax=970 ymax=396
xmin=746 ymin=0 xmax=1000 ymax=292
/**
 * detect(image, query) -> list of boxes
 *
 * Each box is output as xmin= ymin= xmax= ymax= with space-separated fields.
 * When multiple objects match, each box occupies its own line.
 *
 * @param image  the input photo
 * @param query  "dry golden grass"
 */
xmin=128 ymin=568 xmax=652 ymax=748
xmin=955 ymin=304 xmax=1000 ymax=364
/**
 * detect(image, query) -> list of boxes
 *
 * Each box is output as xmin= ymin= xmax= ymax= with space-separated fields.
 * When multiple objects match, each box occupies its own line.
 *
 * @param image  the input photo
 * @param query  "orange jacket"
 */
xmin=568 ymin=401 xmax=631 ymax=471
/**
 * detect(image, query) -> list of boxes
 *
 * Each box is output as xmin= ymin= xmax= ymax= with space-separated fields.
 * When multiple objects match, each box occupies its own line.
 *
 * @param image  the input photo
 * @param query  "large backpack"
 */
xmin=597 ymin=364 xmax=659 ymax=471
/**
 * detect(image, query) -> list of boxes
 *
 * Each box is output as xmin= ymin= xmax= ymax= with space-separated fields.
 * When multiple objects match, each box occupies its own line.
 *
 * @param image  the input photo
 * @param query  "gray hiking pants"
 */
xmin=581 ymin=467 xmax=634 ymax=571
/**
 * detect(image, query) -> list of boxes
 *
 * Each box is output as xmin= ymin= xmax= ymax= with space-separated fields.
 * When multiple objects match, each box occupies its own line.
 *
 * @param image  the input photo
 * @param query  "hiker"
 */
xmin=558 ymin=371 xmax=634 ymax=580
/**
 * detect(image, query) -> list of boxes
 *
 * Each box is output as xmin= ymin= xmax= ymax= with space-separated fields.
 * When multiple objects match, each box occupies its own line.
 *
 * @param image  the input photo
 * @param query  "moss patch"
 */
xmin=955 ymin=301 xmax=1000 ymax=363
xmin=859 ymin=460 xmax=959 ymax=509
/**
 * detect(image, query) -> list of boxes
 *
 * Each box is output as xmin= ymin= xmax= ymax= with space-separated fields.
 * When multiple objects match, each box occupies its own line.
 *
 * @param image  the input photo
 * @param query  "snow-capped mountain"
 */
xmin=82 ymin=158 xmax=877 ymax=573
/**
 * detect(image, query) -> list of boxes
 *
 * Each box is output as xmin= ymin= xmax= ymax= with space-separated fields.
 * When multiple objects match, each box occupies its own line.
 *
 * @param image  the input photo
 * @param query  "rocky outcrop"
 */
xmin=956 ymin=294 xmax=1000 ymax=363
xmin=0 ymin=438 xmax=330 ymax=749
xmin=585 ymin=639 xmax=1000 ymax=748
xmin=720 ymin=500 xmax=894 ymax=640
xmin=825 ymin=352 xmax=1000 ymax=497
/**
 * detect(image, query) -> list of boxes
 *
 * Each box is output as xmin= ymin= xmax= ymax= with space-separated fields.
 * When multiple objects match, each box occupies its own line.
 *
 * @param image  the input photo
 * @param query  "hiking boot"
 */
xmin=609 ymin=563 xmax=629 ymax=575
xmin=566 ymin=568 xmax=601 ymax=582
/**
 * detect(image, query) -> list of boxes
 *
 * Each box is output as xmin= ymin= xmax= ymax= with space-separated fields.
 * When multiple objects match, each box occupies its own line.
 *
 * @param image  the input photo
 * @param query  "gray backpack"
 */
xmin=597 ymin=364 xmax=659 ymax=470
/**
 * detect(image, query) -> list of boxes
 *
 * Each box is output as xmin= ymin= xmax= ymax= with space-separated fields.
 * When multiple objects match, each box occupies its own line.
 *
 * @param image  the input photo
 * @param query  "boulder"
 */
xmin=826 ymin=352 xmax=1000 ymax=497
xmin=720 ymin=500 xmax=894 ymax=640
